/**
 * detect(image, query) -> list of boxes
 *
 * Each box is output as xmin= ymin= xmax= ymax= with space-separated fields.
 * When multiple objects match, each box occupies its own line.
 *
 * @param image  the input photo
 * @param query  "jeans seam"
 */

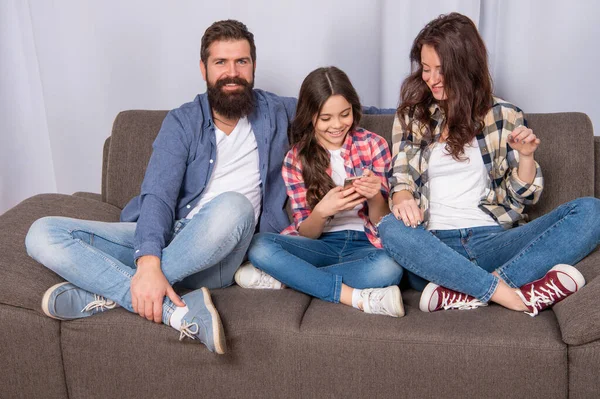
xmin=269 ymin=235 xmax=342 ymax=260
xmin=333 ymin=275 xmax=342 ymax=303
xmin=480 ymin=275 xmax=499 ymax=302
xmin=68 ymin=228 xmax=135 ymax=250
xmin=75 ymin=239 xmax=133 ymax=279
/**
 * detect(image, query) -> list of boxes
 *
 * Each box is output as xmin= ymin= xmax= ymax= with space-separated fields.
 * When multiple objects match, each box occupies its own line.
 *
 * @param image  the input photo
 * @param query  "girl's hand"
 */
xmin=313 ymin=186 xmax=365 ymax=219
xmin=508 ymin=126 xmax=540 ymax=157
xmin=352 ymin=169 xmax=381 ymax=200
xmin=391 ymin=191 xmax=423 ymax=228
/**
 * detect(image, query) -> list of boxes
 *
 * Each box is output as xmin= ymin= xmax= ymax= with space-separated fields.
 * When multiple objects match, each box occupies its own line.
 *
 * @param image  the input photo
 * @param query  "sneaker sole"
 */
xmin=419 ymin=282 xmax=440 ymax=312
xmin=201 ymin=287 xmax=227 ymax=355
xmin=551 ymin=264 xmax=586 ymax=289
xmin=394 ymin=286 xmax=406 ymax=318
xmin=41 ymin=282 xmax=71 ymax=320
xmin=234 ymin=262 xmax=254 ymax=289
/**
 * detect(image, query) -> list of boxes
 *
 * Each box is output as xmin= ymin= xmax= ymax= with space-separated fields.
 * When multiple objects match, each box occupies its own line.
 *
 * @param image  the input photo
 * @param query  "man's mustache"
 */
xmin=215 ymin=77 xmax=251 ymax=90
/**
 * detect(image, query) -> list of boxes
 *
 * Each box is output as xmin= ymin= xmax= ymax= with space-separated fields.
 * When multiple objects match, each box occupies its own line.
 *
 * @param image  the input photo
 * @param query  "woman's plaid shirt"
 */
xmin=390 ymin=97 xmax=544 ymax=228
xmin=281 ymin=129 xmax=391 ymax=248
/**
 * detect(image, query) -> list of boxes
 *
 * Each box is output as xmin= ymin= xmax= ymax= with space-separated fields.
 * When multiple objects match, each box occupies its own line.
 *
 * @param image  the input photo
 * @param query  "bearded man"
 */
xmin=25 ymin=20 xmax=296 ymax=354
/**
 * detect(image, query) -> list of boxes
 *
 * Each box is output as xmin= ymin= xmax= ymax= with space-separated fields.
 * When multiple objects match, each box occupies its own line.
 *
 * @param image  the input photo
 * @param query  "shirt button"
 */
xmin=209 ymin=159 xmax=214 ymax=163
xmin=186 ymin=205 xmax=191 ymax=209
xmin=135 ymin=250 xmax=140 ymax=253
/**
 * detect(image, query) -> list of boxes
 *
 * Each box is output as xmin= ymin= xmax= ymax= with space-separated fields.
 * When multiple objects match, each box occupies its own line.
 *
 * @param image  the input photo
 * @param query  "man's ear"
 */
xmin=200 ymin=60 xmax=207 ymax=82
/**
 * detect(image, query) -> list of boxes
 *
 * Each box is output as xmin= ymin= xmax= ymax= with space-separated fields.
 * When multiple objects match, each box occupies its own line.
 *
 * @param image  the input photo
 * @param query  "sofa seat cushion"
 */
xmin=0 ymin=194 xmax=121 ymax=311
xmin=59 ymin=286 xmax=567 ymax=399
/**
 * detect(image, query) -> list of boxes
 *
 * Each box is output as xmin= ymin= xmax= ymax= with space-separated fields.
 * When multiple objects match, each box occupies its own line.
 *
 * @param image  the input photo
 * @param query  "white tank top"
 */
xmin=427 ymin=138 xmax=498 ymax=230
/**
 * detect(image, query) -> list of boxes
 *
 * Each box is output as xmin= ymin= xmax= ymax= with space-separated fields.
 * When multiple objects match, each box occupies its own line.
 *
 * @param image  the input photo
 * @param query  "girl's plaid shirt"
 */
xmin=280 ymin=128 xmax=392 ymax=248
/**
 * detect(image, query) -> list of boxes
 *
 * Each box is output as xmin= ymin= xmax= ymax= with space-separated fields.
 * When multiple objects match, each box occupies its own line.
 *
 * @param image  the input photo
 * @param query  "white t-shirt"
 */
xmin=186 ymin=117 xmax=262 ymax=222
xmin=427 ymin=138 xmax=498 ymax=230
xmin=322 ymin=149 xmax=364 ymax=233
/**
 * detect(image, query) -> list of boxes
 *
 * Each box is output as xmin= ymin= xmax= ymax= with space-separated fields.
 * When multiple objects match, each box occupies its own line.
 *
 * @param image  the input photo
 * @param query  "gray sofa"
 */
xmin=1 ymin=111 xmax=599 ymax=399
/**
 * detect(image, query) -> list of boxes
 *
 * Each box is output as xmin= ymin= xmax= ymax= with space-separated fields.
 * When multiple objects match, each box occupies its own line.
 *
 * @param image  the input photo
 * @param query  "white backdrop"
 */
xmin=1 ymin=0 xmax=599 ymax=214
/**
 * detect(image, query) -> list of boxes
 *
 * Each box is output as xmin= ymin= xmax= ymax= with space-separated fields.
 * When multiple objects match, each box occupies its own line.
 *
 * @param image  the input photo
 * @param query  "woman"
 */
xmin=236 ymin=66 xmax=405 ymax=317
xmin=378 ymin=12 xmax=600 ymax=316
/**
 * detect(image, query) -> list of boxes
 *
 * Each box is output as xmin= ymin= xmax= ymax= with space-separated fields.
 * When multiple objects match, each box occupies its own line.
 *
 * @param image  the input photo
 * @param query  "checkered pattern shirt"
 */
xmin=390 ymin=97 xmax=544 ymax=228
xmin=281 ymin=128 xmax=391 ymax=248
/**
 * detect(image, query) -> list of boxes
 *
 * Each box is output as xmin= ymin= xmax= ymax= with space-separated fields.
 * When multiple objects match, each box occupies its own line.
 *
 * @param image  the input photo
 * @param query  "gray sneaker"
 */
xmin=234 ymin=262 xmax=284 ymax=289
xmin=178 ymin=287 xmax=226 ymax=355
xmin=41 ymin=282 xmax=117 ymax=320
xmin=360 ymin=286 xmax=405 ymax=318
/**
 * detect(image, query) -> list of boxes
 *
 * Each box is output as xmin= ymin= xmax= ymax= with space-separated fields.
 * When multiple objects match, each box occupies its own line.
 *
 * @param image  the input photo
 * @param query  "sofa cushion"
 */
xmin=524 ymin=113 xmax=595 ymax=219
xmin=59 ymin=287 xmax=567 ymax=398
xmin=105 ymin=110 xmax=168 ymax=209
xmin=0 ymin=194 xmax=121 ymax=311
xmin=568 ymin=340 xmax=600 ymax=397
xmin=553 ymin=247 xmax=600 ymax=345
xmin=0 ymin=304 xmax=68 ymax=399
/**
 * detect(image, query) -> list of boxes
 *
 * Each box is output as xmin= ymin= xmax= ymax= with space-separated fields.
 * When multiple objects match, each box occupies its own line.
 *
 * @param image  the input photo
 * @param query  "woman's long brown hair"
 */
xmin=290 ymin=66 xmax=362 ymax=209
xmin=397 ymin=12 xmax=493 ymax=160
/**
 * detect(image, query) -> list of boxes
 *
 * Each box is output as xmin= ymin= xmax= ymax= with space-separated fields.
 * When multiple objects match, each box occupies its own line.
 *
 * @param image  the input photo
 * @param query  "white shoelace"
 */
xmin=81 ymin=295 xmax=117 ymax=313
xmin=179 ymin=320 xmax=199 ymax=341
xmin=254 ymin=271 xmax=278 ymax=289
xmin=361 ymin=288 xmax=388 ymax=314
xmin=516 ymin=279 xmax=566 ymax=317
xmin=441 ymin=291 xmax=486 ymax=310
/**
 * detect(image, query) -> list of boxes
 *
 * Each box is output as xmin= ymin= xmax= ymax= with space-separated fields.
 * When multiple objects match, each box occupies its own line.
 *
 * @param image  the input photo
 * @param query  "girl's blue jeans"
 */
xmin=248 ymin=230 xmax=403 ymax=303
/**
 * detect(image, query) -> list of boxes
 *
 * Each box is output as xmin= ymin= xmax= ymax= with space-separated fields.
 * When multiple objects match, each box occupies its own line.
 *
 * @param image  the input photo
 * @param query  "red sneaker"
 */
xmin=419 ymin=283 xmax=487 ymax=312
xmin=516 ymin=264 xmax=586 ymax=317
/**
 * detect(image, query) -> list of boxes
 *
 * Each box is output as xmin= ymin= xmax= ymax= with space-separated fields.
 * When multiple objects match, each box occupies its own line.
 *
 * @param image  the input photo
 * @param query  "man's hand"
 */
xmin=131 ymin=255 xmax=185 ymax=323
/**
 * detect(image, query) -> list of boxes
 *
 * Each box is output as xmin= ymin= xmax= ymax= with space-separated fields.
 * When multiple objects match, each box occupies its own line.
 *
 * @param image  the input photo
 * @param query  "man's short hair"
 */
xmin=200 ymin=20 xmax=256 ymax=64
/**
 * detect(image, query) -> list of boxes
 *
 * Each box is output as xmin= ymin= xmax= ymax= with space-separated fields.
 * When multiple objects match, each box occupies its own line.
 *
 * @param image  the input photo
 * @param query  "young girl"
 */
xmin=378 ymin=12 xmax=600 ymax=316
xmin=235 ymin=66 xmax=404 ymax=317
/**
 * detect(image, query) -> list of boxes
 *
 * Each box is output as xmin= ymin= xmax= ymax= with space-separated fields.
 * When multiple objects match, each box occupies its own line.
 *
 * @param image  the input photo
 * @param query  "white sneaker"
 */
xmin=234 ymin=262 xmax=284 ymax=290
xmin=360 ymin=286 xmax=404 ymax=318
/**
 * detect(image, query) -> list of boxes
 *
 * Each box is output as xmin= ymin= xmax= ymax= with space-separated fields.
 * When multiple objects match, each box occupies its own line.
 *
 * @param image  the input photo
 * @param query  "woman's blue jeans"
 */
xmin=25 ymin=192 xmax=256 ymax=321
xmin=247 ymin=230 xmax=404 ymax=303
xmin=378 ymin=197 xmax=600 ymax=302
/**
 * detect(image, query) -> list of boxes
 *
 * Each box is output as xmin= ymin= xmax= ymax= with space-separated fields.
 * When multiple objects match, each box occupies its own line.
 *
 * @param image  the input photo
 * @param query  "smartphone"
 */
xmin=343 ymin=176 xmax=362 ymax=188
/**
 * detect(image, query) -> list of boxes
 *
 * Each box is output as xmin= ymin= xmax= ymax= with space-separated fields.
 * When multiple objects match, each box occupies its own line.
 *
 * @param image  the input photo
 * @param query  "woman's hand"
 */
xmin=508 ymin=126 xmax=540 ymax=157
xmin=391 ymin=190 xmax=423 ymax=228
xmin=352 ymin=169 xmax=381 ymax=200
xmin=313 ymin=186 xmax=365 ymax=219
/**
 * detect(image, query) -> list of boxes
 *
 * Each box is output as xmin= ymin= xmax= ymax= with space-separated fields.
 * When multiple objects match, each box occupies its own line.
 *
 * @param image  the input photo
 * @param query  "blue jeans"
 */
xmin=378 ymin=197 xmax=600 ymax=302
xmin=25 ymin=192 xmax=255 ymax=322
xmin=247 ymin=230 xmax=403 ymax=303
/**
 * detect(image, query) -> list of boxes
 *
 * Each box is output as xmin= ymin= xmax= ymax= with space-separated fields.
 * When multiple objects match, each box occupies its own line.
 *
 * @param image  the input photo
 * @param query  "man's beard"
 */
xmin=207 ymin=76 xmax=255 ymax=119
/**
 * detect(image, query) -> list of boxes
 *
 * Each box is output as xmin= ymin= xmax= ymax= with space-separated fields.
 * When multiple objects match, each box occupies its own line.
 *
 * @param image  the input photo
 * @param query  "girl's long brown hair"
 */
xmin=398 ymin=12 xmax=493 ymax=159
xmin=290 ymin=66 xmax=362 ymax=209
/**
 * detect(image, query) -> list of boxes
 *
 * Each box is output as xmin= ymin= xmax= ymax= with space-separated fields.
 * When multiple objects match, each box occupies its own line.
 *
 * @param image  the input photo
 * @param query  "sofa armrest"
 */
xmin=553 ymin=247 xmax=600 ymax=345
xmin=73 ymin=192 xmax=103 ymax=202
